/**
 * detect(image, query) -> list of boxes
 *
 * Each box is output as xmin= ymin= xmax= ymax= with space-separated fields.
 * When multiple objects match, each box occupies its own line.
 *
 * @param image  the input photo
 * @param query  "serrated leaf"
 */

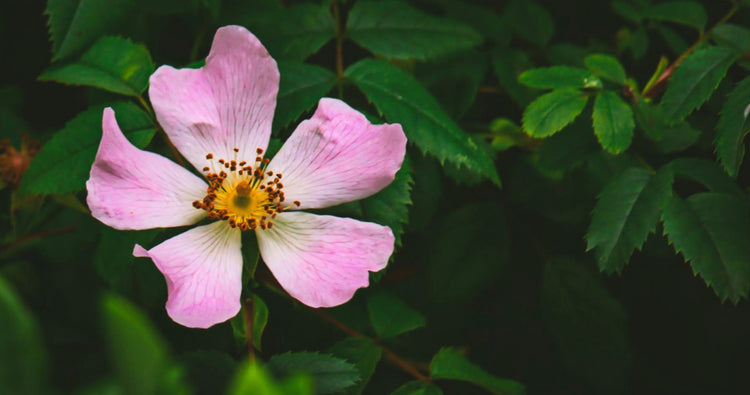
xmin=584 ymin=54 xmax=627 ymax=85
xmin=19 ymin=102 xmax=155 ymax=195
xmin=541 ymin=258 xmax=631 ymax=393
xmin=45 ymin=0 xmax=137 ymax=61
xmin=711 ymin=24 xmax=750 ymax=53
xmin=426 ymin=203 xmax=509 ymax=303
xmin=329 ymin=337 xmax=382 ymax=395
xmin=633 ymin=99 xmax=701 ymax=152
xmin=504 ymin=0 xmax=554 ymax=48
xmin=715 ymin=75 xmax=750 ymax=177
xmin=665 ymin=158 xmax=745 ymax=196
xmin=492 ymin=48 xmax=536 ymax=107
xmin=592 ymin=91 xmax=635 ymax=154
xmin=268 ymin=352 xmax=359 ymax=394
xmin=230 ymin=362 xmax=313 ymax=395
xmin=522 ymin=89 xmax=589 ymax=138
xmin=366 ymin=291 xmax=425 ymax=339
xmin=274 ymin=62 xmax=336 ymax=131
xmin=659 ymin=46 xmax=738 ymax=123
xmin=40 ymin=36 xmax=154 ymax=96
xmin=360 ymin=155 xmax=412 ymax=245
xmin=391 ymin=381 xmax=444 ymax=395
xmin=439 ymin=1 xmax=509 ymax=45
xmin=417 ymin=50 xmax=488 ymax=119
xmin=430 ymin=347 xmax=525 ymax=395
xmin=347 ymin=0 xmax=482 ymax=61
xmin=345 ymin=59 xmax=499 ymax=185
xmin=645 ymin=1 xmax=707 ymax=30
xmin=519 ymin=66 xmax=601 ymax=90
xmin=586 ymin=167 xmax=673 ymax=273
xmin=246 ymin=4 xmax=335 ymax=61
xmin=102 ymin=294 xmax=169 ymax=395
xmin=662 ymin=193 xmax=750 ymax=303
xmin=0 ymin=275 xmax=47 ymax=395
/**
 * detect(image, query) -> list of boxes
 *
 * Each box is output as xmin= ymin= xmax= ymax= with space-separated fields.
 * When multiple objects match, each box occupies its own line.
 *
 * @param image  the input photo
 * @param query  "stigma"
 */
xmin=192 ymin=148 xmax=301 ymax=231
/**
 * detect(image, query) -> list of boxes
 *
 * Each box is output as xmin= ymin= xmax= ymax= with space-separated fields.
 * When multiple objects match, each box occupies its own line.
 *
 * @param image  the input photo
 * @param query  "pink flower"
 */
xmin=86 ymin=26 xmax=407 ymax=329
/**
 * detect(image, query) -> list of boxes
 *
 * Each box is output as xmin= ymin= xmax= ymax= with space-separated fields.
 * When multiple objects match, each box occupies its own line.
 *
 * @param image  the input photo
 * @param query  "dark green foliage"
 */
xmin=345 ymin=59 xmax=500 ymax=185
xmin=659 ymin=46 xmax=738 ymax=122
xmin=584 ymin=54 xmax=627 ymax=85
xmin=274 ymin=62 xmax=336 ymax=131
xmin=522 ymin=89 xmax=589 ymax=137
xmin=519 ymin=66 xmax=601 ymax=90
xmin=645 ymin=1 xmax=707 ymax=30
xmin=662 ymin=193 xmax=750 ymax=303
xmin=504 ymin=0 xmax=554 ymax=48
xmin=329 ymin=337 xmax=382 ymax=395
xmin=429 ymin=347 xmax=525 ymax=395
xmin=366 ymin=291 xmax=426 ymax=339
xmin=715 ymin=75 xmax=750 ymax=177
xmin=541 ymin=258 xmax=631 ymax=394
xmin=40 ymin=36 xmax=154 ymax=96
xmin=492 ymin=48 xmax=536 ymax=107
xmin=391 ymin=381 xmax=444 ymax=395
xmin=592 ymin=91 xmax=635 ymax=153
xmin=360 ymin=155 xmax=413 ymax=245
xmin=268 ymin=352 xmax=359 ymax=394
xmin=347 ymin=1 xmax=482 ymax=60
xmin=586 ymin=168 xmax=673 ymax=273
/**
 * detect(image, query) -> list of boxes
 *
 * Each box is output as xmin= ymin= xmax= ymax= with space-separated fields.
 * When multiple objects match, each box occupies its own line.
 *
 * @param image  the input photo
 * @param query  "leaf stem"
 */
xmin=242 ymin=298 xmax=256 ymax=362
xmin=0 ymin=225 xmax=77 ymax=255
xmin=642 ymin=2 xmax=740 ymax=99
xmin=332 ymin=0 xmax=345 ymax=98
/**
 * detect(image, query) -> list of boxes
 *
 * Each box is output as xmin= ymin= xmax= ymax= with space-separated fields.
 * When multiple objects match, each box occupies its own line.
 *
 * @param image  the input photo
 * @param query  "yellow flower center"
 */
xmin=192 ymin=148 xmax=300 ymax=231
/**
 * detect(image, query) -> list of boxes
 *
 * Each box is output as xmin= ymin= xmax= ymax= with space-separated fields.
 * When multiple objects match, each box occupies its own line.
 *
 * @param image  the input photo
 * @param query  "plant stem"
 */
xmin=642 ymin=2 xmax=740 ymax=99
xmin=332 ymin=0 xmax=345 ymax=98
xmin=0 ymin=226 xmax=77 ymax=254
xmin=243 ymin=298 xmax=256 ymax=362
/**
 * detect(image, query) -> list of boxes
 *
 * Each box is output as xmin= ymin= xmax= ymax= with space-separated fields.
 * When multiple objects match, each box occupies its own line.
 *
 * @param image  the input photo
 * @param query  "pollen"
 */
xmin=192 ymin=148 xmax=298 ymax=231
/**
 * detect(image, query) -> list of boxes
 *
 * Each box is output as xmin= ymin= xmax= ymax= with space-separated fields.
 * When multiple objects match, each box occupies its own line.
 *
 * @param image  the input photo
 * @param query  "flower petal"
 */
xmin=149 ymin=25 xmax=279 ymax=170
xmin=268 ymin=98 xmax=406 ymax=209
xmin=256 ymin=212 xmax=394 ymax=307
xmin=86 ymin=108 xmax=207 ymax=230
xmin=133 ymin=221 xmax=243 ymax=328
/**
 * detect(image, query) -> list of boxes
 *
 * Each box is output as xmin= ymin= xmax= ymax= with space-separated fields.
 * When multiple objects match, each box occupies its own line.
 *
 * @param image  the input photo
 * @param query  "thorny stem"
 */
xmin=332 ymin=0 xmax=345 ymax=98
xmin=243 ymin=298 xmax=256 ymax=362
xmin=311 ymin=308 xmax=432 ymax=383
xmin=642 ymin=2 xmax=740 ymax=99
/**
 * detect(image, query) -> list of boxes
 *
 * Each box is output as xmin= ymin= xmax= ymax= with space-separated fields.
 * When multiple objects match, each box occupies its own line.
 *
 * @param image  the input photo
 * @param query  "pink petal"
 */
xmin=268 ymin=98 xmax=406 ymax=209
xmin=256 ymin=212 xmax=394 ymax=308
xmin=86 ymin=108 xmax=207 ymax=230
xmin=133 ymin=221 xmax=243 ymax=328
xmin=149 ymin=25 xmax=279 ymax=171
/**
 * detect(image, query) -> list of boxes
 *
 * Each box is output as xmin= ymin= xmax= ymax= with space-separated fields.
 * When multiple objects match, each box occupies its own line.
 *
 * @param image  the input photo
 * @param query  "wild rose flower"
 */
xmin=86 ymin=26 xmax=407 ymax=328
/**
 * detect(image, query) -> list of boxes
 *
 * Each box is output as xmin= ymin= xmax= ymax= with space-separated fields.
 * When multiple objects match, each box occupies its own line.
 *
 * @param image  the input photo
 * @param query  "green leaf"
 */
xmin=541 ymin=258 xmax=631 ymax=393
xmin=426 ymin=203 xmax=509 ymax=303
xmin=586 ymin=167 xmax=673 ymax=273
xmin=659 ymin=46 xmax=738 ymax=123
xmin=429 ymin=347 xmax=525 ymax=395
xmin=504 ymin=0 xmax=554 ymax=48
xmin=102 ymin=294 xmax=169 ymax=395
xmin=665 ymin=158 xmax=745 ymax=197
xmin=345 ymin=59 xmax=500 ymax=185
xmin=645 ymin=1 xmax=707 ymax=30
xmin=391 ymin=381 xmax=444 ymax=395
xmin=0 ymin=275 xmax=47 ymax=395
xmin=522 ymin=89 xmax=589 ymax=138
xmin=629 ymin=26 xmax=650 ymax=60
xmin=592 ymin=91 xmax=635 ymax=154
xmin=347 ymin=0 xmax=482 ymax=61
xmin=711 ymin=24 xmax=750 ymax=53
xmin=251 ymin=294 xmax=269 ymax=351
xmin=366 ymin=291 xmax=426 ymax=339
xmin=492 ymin=48 xmax=536 ymax=107
xmin=715 ymin=75 xmax=750 ymax=177
xmin=181 ymin=350 xmax=236 ymax=395
xmin=329 ymin=337 xmax=382 ymax=395
xmin=662 ymin=193 xmax=750 ymax=303
xmin=94 ymin=228 xmax=161 ymax=296
xmin=439 ymin=1 xmax=509 ymax=45
xmin=535 ymin=126 xmax=599 ymax=173
xmin=268 ymin=352 xmax=359 ymax=394
xmin=584 ymin=54 xmax=627 ymax=85
xmin=611 ymin=1 xmax=643 ymax=24
xmin=39 ymin=36 xmax=154 ymax=96
xmin=417 ymin=50 xmax=488 ymax=119
xmin=45 ymin=0 xmax=137 ymax=61
xmin=274 ymin=62 xmax=336 ymax=131
xmin=633 ymin=99 xmax=701 ymax=152
xmin=519 ymin=66 xmax=602 ymax=90
xmin=360 ymin=155 xmax=413 ymax=245
xmin=247 ymin=4 xmax=335 ymax=61
xmin=230 ymin=362 xmax=313 ymax=395
xmin=19 ymin=102 xmax=155 ymax=195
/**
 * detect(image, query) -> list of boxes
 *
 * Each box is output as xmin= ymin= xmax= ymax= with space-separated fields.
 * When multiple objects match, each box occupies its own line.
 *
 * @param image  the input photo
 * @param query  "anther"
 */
xmin=293 ymin=201 xmax=301 ymax=207
xmin=202 ymin=166 xmax=210 ymax=172
xmin=205 ymin=153 xmax=213 ymax=159
xmin=256 ymin=148 xmax=264 ymax=154
xmin=233 ymin=147 xmax=239 ymax=153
